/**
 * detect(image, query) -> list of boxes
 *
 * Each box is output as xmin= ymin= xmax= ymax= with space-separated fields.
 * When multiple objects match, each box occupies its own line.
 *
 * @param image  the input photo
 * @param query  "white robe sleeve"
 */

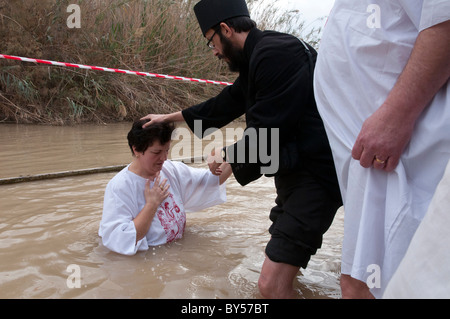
xmin=419 ymin=0 xmax=450 ymax=32
xmin=170 ymin=161 xmax=226 ymax=212
xmin=398 ymin=0 xmax=450 ymax=32
xmin=99 ymin=179 xmax=148 ymax=255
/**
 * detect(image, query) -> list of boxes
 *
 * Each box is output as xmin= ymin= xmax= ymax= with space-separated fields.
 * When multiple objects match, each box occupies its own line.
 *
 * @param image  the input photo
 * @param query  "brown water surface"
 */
xmin=0 ymin=123 xmax=343 ymax=298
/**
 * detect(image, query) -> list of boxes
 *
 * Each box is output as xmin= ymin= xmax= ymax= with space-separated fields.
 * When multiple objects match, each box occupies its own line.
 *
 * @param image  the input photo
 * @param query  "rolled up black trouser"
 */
xmin=265 ymin=169 xmax=341 ymax=268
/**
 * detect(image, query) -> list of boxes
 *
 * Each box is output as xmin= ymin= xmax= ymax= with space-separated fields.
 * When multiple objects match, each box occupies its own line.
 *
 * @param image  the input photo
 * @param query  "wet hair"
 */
xmin=127 ymin=119 xmax=175 ymax=156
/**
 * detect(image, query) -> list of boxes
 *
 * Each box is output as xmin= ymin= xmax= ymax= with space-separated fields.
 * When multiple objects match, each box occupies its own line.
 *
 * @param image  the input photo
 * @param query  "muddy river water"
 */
xmin=0 ymin=122 xmax=344 ymax=299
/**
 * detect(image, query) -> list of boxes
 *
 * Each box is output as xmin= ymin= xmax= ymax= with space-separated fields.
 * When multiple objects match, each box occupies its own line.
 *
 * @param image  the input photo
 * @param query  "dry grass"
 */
xmin=0 ymin=0 xmax=321 ymax=125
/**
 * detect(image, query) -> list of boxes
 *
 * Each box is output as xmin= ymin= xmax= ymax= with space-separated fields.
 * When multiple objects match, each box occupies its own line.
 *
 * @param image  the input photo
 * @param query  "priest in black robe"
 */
xmin=141 ymin=0 xmax=342 ymax=299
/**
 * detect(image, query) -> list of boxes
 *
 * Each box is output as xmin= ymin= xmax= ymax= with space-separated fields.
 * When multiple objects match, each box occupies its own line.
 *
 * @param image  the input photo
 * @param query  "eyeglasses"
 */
xmin=206 ymin=30 xmax=217 ymax=49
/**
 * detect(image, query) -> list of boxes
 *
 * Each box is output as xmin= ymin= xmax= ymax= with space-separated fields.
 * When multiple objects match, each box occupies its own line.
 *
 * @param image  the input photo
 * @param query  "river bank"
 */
xmin=0 ymin=0 xmax=232 ymax=125
xmin=0 ymin=0 xmax=321 ymax=125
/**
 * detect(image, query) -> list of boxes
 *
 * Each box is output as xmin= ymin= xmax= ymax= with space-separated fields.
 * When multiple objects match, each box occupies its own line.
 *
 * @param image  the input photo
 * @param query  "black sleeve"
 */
xmin=181 ymin=77 xmax=246 ymax=138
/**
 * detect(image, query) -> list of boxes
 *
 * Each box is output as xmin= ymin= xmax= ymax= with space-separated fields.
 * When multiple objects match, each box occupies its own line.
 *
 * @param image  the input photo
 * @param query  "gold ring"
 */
xmin=375 ymin=157 xmax=386 ymax=164
xmin=159 ymin=185 xmax=164 ymax=190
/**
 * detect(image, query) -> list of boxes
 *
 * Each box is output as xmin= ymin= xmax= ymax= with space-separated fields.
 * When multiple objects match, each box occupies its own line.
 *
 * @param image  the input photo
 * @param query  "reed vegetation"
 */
xmin=0 ymin=0 xmax=322 ymax=125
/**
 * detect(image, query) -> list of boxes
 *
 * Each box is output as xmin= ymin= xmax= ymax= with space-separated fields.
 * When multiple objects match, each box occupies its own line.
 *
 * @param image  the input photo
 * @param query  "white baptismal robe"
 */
xmin=383 ymin=160 xmax=450 ymax=298
xmin=314 ymin=0 xmax=450 ymax=297
xmin=99 ymin=160 xmax=226 ymax=255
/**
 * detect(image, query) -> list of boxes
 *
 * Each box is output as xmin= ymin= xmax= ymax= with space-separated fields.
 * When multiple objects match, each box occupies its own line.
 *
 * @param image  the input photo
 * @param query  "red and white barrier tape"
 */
xmin=0 ymin=54 xmax=233 ymax=86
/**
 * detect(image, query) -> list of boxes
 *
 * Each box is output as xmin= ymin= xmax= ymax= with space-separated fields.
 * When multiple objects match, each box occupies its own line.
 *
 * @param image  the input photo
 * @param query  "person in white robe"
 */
xmin=99 ymin=120 xmax=231 ymax=256
xmin=383 ymin=160 xmax=450 ymax=298
xmin=314 ymin=0 xmax=449 ymax=298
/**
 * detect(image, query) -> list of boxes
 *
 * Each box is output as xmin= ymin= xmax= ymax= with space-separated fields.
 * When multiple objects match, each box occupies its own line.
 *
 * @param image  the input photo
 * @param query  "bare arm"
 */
xmin=218 ymin=162 xmax=233 ymax=185
xmin=207 ymin=147 xmax=233 ymax=184
xmin=352 ymin=20 xmax=450 ymax=171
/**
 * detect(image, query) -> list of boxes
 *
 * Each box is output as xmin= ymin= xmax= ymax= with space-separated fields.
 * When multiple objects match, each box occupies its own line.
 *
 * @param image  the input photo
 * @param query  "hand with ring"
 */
xmin=351 ymin=101 xmax=416 ymax=172
xmin=373 ymin=156 xmax=387 ymax=169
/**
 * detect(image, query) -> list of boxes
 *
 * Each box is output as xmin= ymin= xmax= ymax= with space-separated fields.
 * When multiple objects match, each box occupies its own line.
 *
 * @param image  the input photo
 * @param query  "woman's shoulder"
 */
xmin=162 ymin=159 xmax=188 ymax=172
xmin=107 ymin=165 xmax=140 ymax=191
xmin=162 ymin=160 xmax=210 ymax=180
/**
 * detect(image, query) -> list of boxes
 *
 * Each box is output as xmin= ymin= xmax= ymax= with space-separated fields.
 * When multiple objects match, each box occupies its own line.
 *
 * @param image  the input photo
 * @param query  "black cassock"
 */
xmin=182 ymin=28 xmax=342 ymax=267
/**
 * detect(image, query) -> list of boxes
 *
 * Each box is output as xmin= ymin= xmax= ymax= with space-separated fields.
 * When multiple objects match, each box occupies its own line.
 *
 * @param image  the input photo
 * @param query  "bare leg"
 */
xmin=340 ymin=274 xmax=375 ymax=299
xmin=258 ymin=255 xmax=300 ymax=299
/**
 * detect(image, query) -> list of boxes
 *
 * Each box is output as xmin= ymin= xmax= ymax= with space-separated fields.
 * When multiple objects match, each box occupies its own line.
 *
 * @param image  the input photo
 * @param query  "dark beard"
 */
xmin=219 ymin=35 xmax=246 ymax=72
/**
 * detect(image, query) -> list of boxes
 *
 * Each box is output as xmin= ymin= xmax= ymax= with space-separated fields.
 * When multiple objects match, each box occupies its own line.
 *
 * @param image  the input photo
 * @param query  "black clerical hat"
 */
xmin=194 ymin=0 xmax=250 ymax=35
